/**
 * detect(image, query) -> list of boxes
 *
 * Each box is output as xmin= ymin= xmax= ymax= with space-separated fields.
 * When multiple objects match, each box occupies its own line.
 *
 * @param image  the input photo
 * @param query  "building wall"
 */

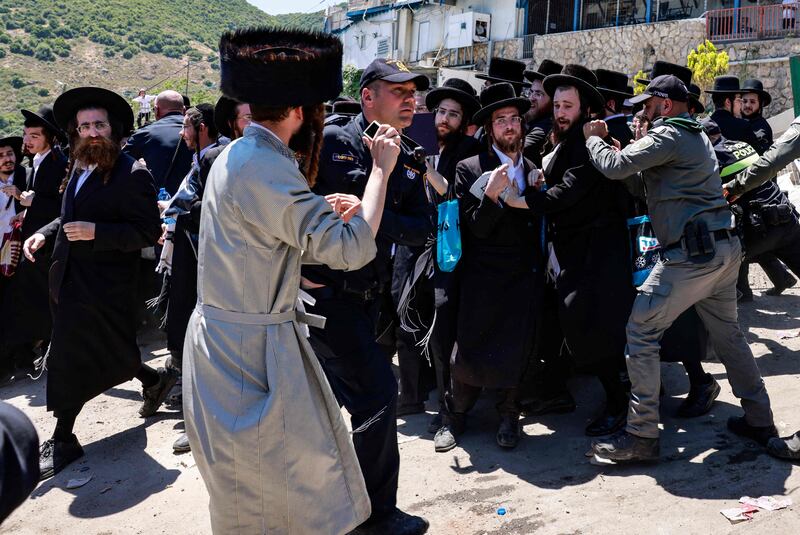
xmin=340 ymin=0 xmax=522 ymax=69
xmin=531 ymin=18 xmax=707 ymax=77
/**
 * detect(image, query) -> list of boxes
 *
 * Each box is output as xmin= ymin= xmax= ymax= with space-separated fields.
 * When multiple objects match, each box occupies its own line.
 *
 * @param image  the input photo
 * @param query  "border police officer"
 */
xmin=583 ymin=75 xmax=775 ymax=463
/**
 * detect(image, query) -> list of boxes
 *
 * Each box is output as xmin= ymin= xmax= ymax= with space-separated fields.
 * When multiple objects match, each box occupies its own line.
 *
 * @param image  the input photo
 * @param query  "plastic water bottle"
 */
xmin=157 ymin=187 xmax=170 ymax=202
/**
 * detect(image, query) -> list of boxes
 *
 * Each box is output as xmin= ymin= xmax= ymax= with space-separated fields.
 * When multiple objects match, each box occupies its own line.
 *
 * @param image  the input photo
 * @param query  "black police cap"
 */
xmin=629 ymin=74 xmax=689 ymax=104
xmin=359 ymin=59 xmax=430 ymax=90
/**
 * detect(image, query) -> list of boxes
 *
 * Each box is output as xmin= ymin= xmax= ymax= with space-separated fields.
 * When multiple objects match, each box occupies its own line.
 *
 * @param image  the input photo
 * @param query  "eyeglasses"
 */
xmin=433 ymin=107 xmax=463 ymax=121
xmin=522 ymin=88 xmax=546 ymax=99
xmin=76 ymin=121 xmax=110 ymax=134
xmin=492 ymin=116 xmax=523 ymax=127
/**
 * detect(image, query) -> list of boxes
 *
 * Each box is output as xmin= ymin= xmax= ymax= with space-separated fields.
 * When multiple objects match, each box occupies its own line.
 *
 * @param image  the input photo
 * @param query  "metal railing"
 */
xmin=706 ymin=3 xmax=799 ymax=42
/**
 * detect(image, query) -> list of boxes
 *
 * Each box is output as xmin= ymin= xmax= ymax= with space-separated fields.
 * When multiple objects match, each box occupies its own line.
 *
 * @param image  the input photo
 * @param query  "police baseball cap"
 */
xmin=629 ymin=74 xmax=689 ymax=104
xmin=359 ymin=58 xmax=431 ymax=90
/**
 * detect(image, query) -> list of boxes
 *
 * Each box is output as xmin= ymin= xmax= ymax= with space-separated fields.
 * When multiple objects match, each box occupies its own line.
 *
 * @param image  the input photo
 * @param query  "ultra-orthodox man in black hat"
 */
xmin=505 ymin=65 xmax=636 ymax=437
xmin=0 ymin=105 xmax=67 ymax=375
xmin=182 ymin=27 xmax=405 ymax=534
xmin=24 ymin=86 xmax=167 ymax=479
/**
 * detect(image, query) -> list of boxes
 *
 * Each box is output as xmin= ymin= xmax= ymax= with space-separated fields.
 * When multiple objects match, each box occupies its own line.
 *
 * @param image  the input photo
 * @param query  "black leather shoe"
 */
xmin=173 ymin=433 xmax=191 ymax=453
xmin=39 ymin=435 xmax=84 ymax=480
xmin=519 ymin=391 xmax=576 ymax=416
xmin=727 ymin=416 xmax=778 ymax=446
xmin=139 ymin=367 xmax=179 ymax=418
xmin=765 ymin=275 xmax=797 ymax=296
xmin=592 ymin=430 xmax=659 ymax=462
xmin=427 ymin=412 xmax=442 ymax=434
xmin=767 ymin=432 xmax=800 ymax=460
xmin=677 ymin=375 xmax=720 ymax=418
xmin=496 ymin=413 xmax=520 ymax=449
xmin=585 ymin=408 xmax=627 ymax=437
xmin=348 ymin=508 xmax=429 ymax=535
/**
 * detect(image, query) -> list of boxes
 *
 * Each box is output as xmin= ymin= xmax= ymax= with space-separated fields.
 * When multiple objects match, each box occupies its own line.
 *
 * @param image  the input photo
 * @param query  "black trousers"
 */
xmin=446 ymin=381 xmax=518 ymax=421
xmin=429 ymin=271 xmax=459 ymax=414
xmin=395 ymin=276 xmax=435 ymax=408
xmin=306 ymin=292 xmax=399 ymax=517
xmin=737 ymin=254 xmax=795 ymax=298
xmin=740 ymin=218 xmax=800 ymax=289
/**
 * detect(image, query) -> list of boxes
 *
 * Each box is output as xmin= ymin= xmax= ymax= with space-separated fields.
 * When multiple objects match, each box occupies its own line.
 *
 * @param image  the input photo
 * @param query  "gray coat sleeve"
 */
xmin=234 ymin=155 xmax=377 ymax=272
xmin=725 ymin=123 xmax=800 ymax=196
xmin=586 ymin=128 xmax=676 ymax=180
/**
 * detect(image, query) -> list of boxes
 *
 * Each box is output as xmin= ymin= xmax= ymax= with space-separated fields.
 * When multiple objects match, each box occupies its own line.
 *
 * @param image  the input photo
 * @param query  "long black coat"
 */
xmin=165 ymin=143 xmax=223 ymax=352
xmin=523 ymin=115 xmax=553 ymax=168
xmin=1 ymin=149 xmax=67 ymax=346
xmin=122 ymin=112 xmax=193 ymax=194
xmin=453 ymin=150 xmax=542 ymax=388
xmin=41 ymin=153 xmax=161 ymax=411
xmin=523 ymin=126 xmax=634 ymax=369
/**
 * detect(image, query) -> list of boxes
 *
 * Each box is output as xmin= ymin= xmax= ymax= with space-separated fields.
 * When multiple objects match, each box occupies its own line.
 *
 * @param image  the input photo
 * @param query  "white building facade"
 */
xmin=329 ymin=0 xmax=523 ymax=70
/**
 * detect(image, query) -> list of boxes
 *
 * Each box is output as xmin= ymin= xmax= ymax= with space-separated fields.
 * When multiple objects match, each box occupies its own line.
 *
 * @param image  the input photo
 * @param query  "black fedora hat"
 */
xmin=523 ymin=59 xmax=563 ymax=83
xmin=741 ymin=78 xmax=772 ymax=107
xmin=220 ymin=27 xmax=343 ymax=106
xmin=20 ymin=105 xmax=66 ymax=144
xmin=425 ymin=78 xmax=480 ymax=123
xmin=476 ymin=57 xmax=531 ymax=90
xmin=636 ymin=61 xmax=693 ymax=87
xmin=543 ymin=64 xmax=605 ymax=112
xmin=705 ymin=75 xmax=742 ymax=95
xmin=472 ymin=82 xmax=531 ymax=125
xmin=332 ymin=99 xmax=362 ymax=116
xmin=687 ymin=83 xmax=705 ymax=114
xmin=214 ymin=95 xmax=240 ymax=139
xmin=0 ymin=136 xmax=23 ymax=161
xmin=595 ymin=68 xmax=633 ymax=99
xmin=53 ymin=87 xmax=134 ymax=136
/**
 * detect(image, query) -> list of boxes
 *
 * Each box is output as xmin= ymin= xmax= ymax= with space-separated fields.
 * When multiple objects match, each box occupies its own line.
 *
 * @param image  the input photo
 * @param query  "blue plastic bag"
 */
xmin=627 ymin=214 xmax=661 ymax=287
xmin=436 ymin=199 xmax=461 ymax=272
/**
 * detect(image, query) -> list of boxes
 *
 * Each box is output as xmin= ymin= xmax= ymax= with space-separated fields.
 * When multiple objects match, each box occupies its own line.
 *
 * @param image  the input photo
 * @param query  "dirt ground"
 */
xmin=2 ymin=267 xmax=800 ymax=535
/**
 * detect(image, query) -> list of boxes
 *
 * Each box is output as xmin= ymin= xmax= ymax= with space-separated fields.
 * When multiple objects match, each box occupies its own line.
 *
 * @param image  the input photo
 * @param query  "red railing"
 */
xmin=707 ymin=3 xmax=798 ymax=42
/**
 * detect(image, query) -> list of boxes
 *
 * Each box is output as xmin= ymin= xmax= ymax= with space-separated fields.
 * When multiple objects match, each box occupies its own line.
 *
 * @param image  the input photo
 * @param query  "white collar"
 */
xmin=192 ymin=141 xmax=217 ymax=167
xmin=491 ymin=145 xmax=523 ymax=170
xmin=33 ymin=149 xmax=51 ymax=167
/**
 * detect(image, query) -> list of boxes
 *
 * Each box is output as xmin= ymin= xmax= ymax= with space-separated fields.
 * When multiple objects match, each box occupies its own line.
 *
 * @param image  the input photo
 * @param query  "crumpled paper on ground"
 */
xmin=720 ymin=496 xmax=793 ymax=523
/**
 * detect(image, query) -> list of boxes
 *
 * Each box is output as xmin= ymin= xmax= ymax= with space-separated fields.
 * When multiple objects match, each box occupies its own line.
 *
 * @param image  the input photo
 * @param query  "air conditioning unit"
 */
xmin=446 ymin=12 xmax=491 ymax=49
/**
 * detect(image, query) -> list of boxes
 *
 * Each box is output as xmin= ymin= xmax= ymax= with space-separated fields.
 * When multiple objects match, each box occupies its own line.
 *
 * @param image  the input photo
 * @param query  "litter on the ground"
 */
xmin=740 ymin=495 xmax=792 ymax=511
xmin=720 ymin=505 xmax=759 ymax=523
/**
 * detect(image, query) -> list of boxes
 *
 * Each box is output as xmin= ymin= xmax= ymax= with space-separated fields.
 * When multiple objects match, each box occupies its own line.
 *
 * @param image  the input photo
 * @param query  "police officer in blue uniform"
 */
xmin=302 ymin=58 xmax=433 ymax=535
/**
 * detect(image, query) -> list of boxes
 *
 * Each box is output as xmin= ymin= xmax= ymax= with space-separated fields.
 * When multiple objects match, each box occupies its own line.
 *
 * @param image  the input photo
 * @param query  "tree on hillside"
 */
xmin=687 ymin=40 xmax=729 ymax=94
xmin=341 ymin=65 xmax=362 ymax=100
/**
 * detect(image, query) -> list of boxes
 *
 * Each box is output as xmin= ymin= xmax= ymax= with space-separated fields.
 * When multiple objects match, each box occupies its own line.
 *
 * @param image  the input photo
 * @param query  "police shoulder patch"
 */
xmin=782 ymin=125 xmax=800 ymax=144
xmin=648 ymin=125 xmax=668 ymax=136
xmin=630 ymin=135 xmax=655 ymax=152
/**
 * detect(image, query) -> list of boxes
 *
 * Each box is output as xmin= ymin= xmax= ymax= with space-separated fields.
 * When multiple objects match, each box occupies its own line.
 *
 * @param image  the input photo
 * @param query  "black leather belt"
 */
xmin=304 ymin=285 xmax=380 ymax=302
xmin=664 ymin=228 xmax=736 ymax=252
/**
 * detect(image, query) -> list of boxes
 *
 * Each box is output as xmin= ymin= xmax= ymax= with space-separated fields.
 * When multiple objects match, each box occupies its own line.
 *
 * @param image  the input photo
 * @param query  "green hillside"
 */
xmin=0 ymin=0 xmax=325 ymax=137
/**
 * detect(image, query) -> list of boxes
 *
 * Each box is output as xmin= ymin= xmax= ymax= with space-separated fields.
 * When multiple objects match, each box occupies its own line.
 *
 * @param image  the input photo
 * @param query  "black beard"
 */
xmin=437 ymin=127 xmax=461 ymax=146
xmin=741 ymin=110 xmax=760 ymax=120
xmin=553 ymin=119 xmax=576 ymax=142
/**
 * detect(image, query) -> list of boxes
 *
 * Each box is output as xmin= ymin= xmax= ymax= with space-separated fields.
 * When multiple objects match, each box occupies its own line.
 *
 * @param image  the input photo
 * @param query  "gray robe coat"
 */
xmin=183 ymin=125 xmax=375 ymax=534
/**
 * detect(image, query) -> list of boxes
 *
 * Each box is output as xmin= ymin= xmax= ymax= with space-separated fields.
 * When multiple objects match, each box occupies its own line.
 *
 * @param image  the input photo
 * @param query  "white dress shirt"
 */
xmin=74 ymin=164 xmax=97 ymax=195
xmin=491 ymin=145 xmax=525 ymax=193
xmin=31 ymin=149 xmax=51 ymax=185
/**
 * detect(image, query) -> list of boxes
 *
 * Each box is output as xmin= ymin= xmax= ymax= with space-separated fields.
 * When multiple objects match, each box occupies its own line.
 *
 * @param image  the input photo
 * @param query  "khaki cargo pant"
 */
xmin=625 ymin=236 xmax=773 ymax=439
